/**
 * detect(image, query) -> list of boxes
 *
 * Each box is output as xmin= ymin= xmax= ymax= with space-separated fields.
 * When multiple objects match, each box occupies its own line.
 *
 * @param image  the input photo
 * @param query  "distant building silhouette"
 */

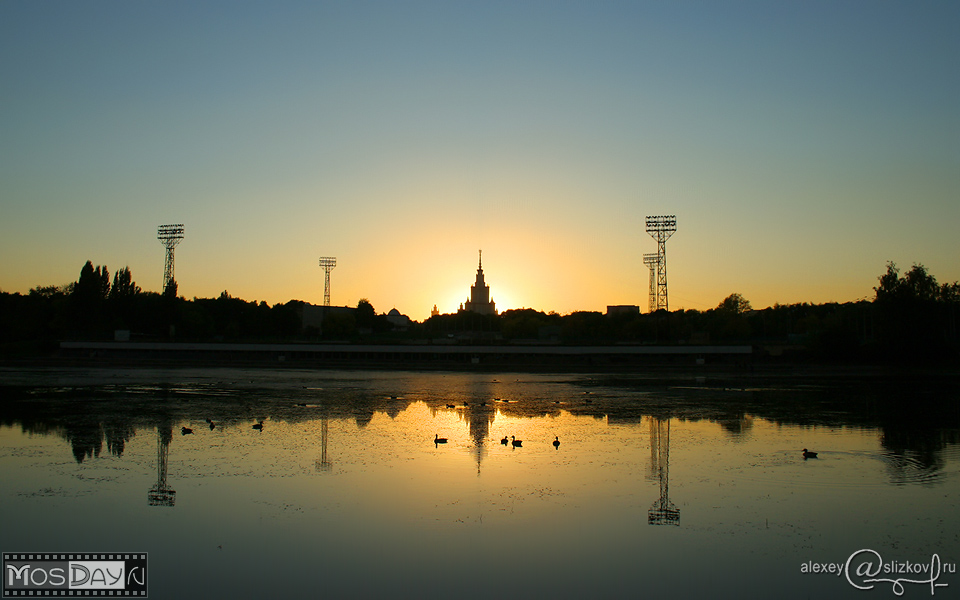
xmin=386 ymin=308 xmax=411 ymax=331
xmin=301 ymin=303 xmax=354 ymax=333
xmin=460 ymin=250 xmax=497 ymax=316
xmin=431 ymin=304 xmax=440 ymax=317
xmin=606 ymin=305 xmax=640 ymax=316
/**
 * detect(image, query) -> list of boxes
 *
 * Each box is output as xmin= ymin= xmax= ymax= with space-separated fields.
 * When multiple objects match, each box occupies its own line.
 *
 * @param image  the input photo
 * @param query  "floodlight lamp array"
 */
xmin=157 ymin=224 xmax=185 ymax=242
xmin=645 ymin=215 xmax=677 ymax=232
xmin=318 ymin=257 xmax=337 ymax=269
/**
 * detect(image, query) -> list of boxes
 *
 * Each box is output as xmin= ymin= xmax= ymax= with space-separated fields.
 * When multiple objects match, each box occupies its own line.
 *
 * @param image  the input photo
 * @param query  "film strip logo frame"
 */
xmin=3 ymin=553 xmax=148 ymax=597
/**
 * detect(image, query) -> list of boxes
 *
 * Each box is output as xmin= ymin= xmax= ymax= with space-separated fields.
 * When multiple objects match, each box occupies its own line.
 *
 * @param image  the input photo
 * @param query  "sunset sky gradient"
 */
xmin=1 ymin=1 xmax=957 ymax=320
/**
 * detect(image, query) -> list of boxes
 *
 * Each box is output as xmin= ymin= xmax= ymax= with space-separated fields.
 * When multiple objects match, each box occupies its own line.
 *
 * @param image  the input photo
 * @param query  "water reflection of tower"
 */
xmin=467 ymin=403 xmax=495 ymax=474
xmin=315 ymin=416 xmax=332 ymax=472
xmin=147 ymin=425 xmax=176 ymax=507
xmin=648 ymin=417 xmax=679 ymax=525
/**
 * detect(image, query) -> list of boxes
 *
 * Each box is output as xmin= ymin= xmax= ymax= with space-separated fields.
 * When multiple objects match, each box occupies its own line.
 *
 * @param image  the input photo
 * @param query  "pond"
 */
xmin=1 ymin=367 xmax=959 ymax=599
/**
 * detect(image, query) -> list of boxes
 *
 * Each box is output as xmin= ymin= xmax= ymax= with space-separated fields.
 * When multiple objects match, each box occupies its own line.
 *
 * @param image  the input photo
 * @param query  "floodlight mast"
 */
xmin=645 ymin=215 xmax=677 ymax=312
xmin=318 ymin=257 xmax=337 ymax=307
xmin=157 ymin=224 xmax=184 ymax=296
xmin=642 ymin=253 xmax=659 ymax=313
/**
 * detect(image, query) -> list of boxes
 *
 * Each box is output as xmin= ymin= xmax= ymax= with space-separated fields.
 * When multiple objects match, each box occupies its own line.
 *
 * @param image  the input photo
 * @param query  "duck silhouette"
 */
xmin=181 ymin=426 xmax=193 ymax=435
xmin=511 ymin=436 xmax=522 ymax=448
xmin=434 ymin=434 xmax=448 ymax=444
xmin=802 ymin=448 xmax=818 ymax=459
xmin=252 ymin=420 xmax=264 ymax=431
xmin=553 ymin=436 xmax=560 ymax=449
xmin=501 ymin=436 xmax=509 ymax=445
xmin=206 ymin=419 xmax=216 ymax=430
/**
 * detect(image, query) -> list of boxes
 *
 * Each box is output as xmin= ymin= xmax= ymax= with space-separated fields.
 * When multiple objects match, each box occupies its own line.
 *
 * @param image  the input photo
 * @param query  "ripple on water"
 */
xmin=720 ymin=449 xmax=947 ymax=491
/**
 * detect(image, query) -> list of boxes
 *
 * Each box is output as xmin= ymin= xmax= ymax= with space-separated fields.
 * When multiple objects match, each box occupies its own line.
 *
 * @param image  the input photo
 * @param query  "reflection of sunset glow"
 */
xmin=2 ymin=369 xmax=958 ymax=597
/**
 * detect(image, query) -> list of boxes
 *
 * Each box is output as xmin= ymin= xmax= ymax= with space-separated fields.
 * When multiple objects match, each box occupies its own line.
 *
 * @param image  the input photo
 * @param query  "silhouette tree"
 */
xmin=69 ymin=261 xmax=111 ymax=336
xmin=562 ymin=311 xmax=605 ymax=343
xmin=873 ymin=262 xmax=958 ymax=359
xmin=9 ymin=254 xmax=958 ymax=358
xmin=716 ymin=293 xmax=752 ymax=315
xmin=30 ymin=285 xmax=70 ymax=299
xmin=356 ymin=298 xmax=376 ymax=330
xmin=501 ymin=308 xmax=554 ymax=340
xmin=104 ymin=266 xmax=141 ymax=330
xmin=73 ymin=261 xmax=110 ymax=303
xmin=323 ymin=311 xmax=356 ymax=338
xmin=874 ymin=262 xmax=950 ymax=304
xmin=109 ymin=266 xmax=140 ymax=300
xmin=710 ymin=293 xmax=754 ymax=341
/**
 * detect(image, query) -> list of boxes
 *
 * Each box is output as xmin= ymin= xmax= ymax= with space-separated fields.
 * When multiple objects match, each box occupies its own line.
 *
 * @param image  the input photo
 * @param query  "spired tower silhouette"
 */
xmin=461 ymin=250 xmax=497 ymax=316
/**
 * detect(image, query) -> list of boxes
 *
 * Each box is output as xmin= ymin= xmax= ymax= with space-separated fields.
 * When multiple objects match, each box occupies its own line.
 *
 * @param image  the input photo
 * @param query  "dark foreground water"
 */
xmin=1 ymin=367 xmax=958 ymax=599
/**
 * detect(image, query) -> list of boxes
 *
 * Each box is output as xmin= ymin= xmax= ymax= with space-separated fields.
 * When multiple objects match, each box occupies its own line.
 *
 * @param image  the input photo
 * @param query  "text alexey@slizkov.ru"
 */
xmin=801 ymin=549 xmax=956 ymax=596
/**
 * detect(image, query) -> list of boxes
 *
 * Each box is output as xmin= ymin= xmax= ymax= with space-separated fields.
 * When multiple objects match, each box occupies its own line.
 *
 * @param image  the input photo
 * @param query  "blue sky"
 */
xmin=1 ymin=1 xmax=957 ymax=319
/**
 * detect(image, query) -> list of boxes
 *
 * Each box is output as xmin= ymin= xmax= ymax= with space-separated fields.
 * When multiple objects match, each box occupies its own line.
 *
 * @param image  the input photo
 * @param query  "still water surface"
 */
xmin=1 ymin=367 xmax=959 ymax=599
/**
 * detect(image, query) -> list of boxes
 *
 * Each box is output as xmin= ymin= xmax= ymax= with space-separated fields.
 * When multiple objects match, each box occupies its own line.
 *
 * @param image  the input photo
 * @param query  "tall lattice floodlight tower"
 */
xmin=318 ymin=257 xmax=337 ymax=307
xmin=643 ymin=253 xmax=659 ymax=313
xmin=645 ymin=215 xmax=677 ymax=312
xmin=157 ymin=224 xmax=184 ymax=296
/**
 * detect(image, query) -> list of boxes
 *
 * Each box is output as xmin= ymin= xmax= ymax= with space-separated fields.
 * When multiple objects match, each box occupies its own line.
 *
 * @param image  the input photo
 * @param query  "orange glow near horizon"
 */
xmin=1 ymin=3 xmax=957 ymax=322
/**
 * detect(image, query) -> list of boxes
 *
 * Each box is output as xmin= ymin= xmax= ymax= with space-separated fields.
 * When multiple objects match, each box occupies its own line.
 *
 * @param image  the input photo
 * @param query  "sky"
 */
xmin=1 ymin=1 xmax=957 ymax=321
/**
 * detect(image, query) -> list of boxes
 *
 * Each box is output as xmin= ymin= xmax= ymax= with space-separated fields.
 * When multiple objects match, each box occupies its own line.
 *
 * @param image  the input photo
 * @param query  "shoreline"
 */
xmin=0 ymin=345 xmax=956 ymax=381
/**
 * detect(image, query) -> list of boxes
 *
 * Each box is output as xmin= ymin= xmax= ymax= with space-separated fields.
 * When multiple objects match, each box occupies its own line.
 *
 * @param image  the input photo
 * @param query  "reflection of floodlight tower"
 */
xmin=148 ymin=426 xmax=176 ymax=507
xmin=157 ymin=224 xmax=184 ymax=296
xmin=318 ymin=257 xmax=337 ymax=307
xmin=645 ymin=215 xmax=676 ymax=312
xmin=648 ymin=417 xmax=679 ymax=525
xmin=315 ymin=417 xmax=332 ymax=472
xmin=643 ymin=253 xmax=659 ymax=313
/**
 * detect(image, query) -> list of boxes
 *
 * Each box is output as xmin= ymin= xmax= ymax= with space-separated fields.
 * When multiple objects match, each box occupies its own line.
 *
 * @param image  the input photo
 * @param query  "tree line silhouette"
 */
xmin=3 ymin=371 xmax=957 ymax=467
xmin=0 ymin=260 xmax=957 ymax=362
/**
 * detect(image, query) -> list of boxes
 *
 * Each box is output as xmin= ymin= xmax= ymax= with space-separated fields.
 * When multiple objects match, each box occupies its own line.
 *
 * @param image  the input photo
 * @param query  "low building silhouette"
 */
xmin=386 ymin=308 xmax=411 ymax=331
xmin=301 ymin=303 xmax=354 ymax=334
xmin=606 ymin=305 xmax=640 ymax=316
